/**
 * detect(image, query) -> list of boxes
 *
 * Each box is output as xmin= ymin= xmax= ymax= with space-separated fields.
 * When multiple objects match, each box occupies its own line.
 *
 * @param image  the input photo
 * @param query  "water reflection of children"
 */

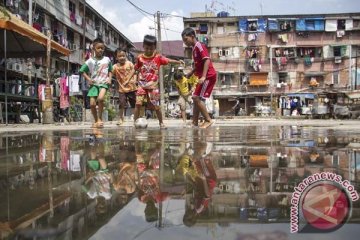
xmin=136 ymin=143 xmax=169 ymax=222
xmin=177 ymin=141 xmax=217 ymax=227
xmin=82 ymin=130 xmax=113 ymax=214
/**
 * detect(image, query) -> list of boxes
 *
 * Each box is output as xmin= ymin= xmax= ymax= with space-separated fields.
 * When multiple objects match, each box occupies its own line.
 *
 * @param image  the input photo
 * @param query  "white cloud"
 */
xmin=87 ymin=0 xmax=184 ymax=42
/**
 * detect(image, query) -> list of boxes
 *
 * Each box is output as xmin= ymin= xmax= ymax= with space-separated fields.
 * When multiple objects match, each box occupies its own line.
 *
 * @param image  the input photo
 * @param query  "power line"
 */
xmin=161 ymin=17 xmax=172 ymax=56
xmin=125 ymin=0 xmax=154 ymax=16
xmin=125 ymin=0 xmax=156 ymax=23
xmin=161 ymin=12 xmax=184 ymax=18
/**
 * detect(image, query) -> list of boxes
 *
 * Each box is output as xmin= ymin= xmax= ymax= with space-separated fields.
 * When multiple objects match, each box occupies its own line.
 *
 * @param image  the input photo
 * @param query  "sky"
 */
xmin=87 ymin=0 xmax=360 ymax=42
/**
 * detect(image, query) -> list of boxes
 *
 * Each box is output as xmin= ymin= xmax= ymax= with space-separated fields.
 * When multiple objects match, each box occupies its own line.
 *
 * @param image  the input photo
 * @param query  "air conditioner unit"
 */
xmin=218 ymin=49 xmax=223 ymax=56
xmin=334 ymin=57 xmax=342 ymax=63
xmin=14 ymin=63 xmax=22 ymax=72
xmin=6 ymin=62 xmax=13 ymax=70
xmin=70 ymin=44 xmax=77 ymax=50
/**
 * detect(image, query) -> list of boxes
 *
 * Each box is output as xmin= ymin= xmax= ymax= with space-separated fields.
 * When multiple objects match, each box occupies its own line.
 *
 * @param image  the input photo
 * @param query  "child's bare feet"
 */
xmin=96 ymin=121 xmax=104 ymax=128
xmin=160 ymin=123 xmax=167 ymax=129
xmin=200 ymin=120 xmax=215 ymax=129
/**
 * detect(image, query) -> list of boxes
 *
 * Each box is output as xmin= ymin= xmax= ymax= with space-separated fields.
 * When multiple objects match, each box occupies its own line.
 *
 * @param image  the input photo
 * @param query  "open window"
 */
xmin=279 ymin=20 xmax=293 ymax=31
xmin=199 ymin=23 xmax=208 ymax=34
xmin=297 ymin=47 xmax=322 ymax=58
xmin=248 ymin=20 xmax=258 ymax=31
xmin=337 ymin=20 xmax=346 ymax=30
xmin=218 ymin=72 xmax=233 ymax=86
xmin=274 ymin=48 xmax=296 ymax=58
xmin=333 ymin=46 xmax=342 ymax=57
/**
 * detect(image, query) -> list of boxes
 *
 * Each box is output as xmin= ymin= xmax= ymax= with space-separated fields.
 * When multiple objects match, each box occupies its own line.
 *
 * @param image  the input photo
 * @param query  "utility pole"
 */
xmin=28 ymin=0 xmax=33 ymax=84
xmin=355 ymin=46 xmax=358 ymax=90
xmin=269 ymin=45 xmax=273 ymax=115
xmin=28 ymin=0 xmax=33 ymax=26
xmin=349 ymin=45 xmax=352 ymax=89
xmin=156 ymin=11 xmax=165 ymax=119
xmin=82 ymin=0 xmax=87 ymax=122
xmin=43 ymin=30 xmax=54 ymax=123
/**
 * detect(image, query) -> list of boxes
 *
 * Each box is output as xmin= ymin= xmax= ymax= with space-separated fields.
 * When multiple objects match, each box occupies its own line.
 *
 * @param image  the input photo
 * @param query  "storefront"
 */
xmin=279 ymin=93 xmax=315 ymax=116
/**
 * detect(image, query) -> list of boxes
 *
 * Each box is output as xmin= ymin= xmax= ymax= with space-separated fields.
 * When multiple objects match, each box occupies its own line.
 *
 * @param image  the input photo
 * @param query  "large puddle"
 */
xmin=0 ymin=126 xmax=359 ymax=239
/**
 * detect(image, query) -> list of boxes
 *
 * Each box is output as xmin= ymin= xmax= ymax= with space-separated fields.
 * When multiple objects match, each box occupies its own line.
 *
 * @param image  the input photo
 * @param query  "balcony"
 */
xmin=36 ymin=0 xmax=95 ymax=40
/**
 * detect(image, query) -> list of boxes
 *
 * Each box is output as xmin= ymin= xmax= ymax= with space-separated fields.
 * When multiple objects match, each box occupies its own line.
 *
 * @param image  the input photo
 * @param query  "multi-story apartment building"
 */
xmin=1 ymin=0 xmax=134 ymax=123
xmin=4 ymin=0 xmax=134 ymax=70
xmin=183 ymin=12 xmax=360 ymax=117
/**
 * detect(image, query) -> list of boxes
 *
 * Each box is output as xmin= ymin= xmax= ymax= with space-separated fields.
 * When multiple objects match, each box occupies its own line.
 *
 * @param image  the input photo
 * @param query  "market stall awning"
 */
xmin=0 ymin=9 xmax=70 ymax=57
xmin=345 ymin=91 xmax=360 ymax=99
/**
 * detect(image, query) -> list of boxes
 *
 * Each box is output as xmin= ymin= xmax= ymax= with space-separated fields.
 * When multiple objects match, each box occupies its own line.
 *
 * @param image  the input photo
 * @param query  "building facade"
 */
xmin=1 ymin=0 xmax=134 ymax=123
xmin=183 ymin=12 xmax=360 ymax=117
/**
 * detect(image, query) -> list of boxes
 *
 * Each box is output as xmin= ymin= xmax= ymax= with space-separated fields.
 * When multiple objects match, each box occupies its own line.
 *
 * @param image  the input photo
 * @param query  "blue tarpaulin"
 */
xmin=238 ymin=19 xmax=247 ymax=32
xmin=314 ymin=20 xmax=325 ymax=30
xmin=257 ymin=18 xmax=267 ymax=32
xmin=296 ymin=19 xmax=306 ymax=31
xmin=268 ymin=19 xmax=279 ymax=31
xmin=296 ymin=18 xmax=325 ymax=31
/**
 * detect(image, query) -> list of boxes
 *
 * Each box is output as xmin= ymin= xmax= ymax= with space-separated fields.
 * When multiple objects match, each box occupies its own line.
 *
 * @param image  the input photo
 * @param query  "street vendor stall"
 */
xmin=0 ymin=7 xmax=70 ymax=124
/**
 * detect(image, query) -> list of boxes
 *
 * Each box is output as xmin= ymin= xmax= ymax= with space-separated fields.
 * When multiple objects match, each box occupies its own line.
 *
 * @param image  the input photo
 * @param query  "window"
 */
xmin=217 ymin=23 xmax=224 ymax=34
xmin=199 ymin=24 xmax=208 ymax=34
xmin=219 ymin=73 xmax=232 ymax=86
xmin=240 ymin=73 xmax=248 ymax=85
xmin=333 ymin=72 xmax=339 ymax=85
xmin=246 ymin=47 xmax=260 ymax=59
xmin=279 ymin=21 xmax=292 ymax=31
xmin=227 ymin=22 xmax=235 ymax=26
xmin=297 ymin=47 xmax=322 ymax=58
xmin=305 ymin=20 xmax=315 ymax=30
xmin=274 ymin=48 xmax=296 ymax=58
xmin=279 ymin=73 xmax=288 ymax=83
xmin=338 ymin=20 xmax=346 ymax=30
xmin=332 ymin=155 xmax=339 ymax=167
xmin=189 ymin=23 xmax=197 ymax=28
xmin=248 ymin=21 xmax=258 ymax=31
xmin=69 ymin=1 xmax=76 ymax=13
xmin=67 ymin=28 xmax=74 ymax=44
xmin=333 ymin=46 xmax=342 ymax=57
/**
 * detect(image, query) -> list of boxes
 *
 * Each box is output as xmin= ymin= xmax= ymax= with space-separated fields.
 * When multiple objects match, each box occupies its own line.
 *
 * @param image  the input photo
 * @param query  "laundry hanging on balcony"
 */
xmin=249 ymin=59 xmax=262 ymax=71
xmin=248 ymin=33 xmax=258 ymax=41
xmin=278 ymin=34 xmax=288 ymax=43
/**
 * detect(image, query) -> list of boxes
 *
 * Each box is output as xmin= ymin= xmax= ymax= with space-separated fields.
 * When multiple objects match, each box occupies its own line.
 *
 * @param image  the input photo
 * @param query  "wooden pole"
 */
xmin=42 ymin=30 xmax=54 ymax=124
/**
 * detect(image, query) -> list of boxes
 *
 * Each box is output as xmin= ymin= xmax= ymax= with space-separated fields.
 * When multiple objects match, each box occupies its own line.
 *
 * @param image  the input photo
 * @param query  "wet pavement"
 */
xmin=0 ymin=123 xmax=360 ymax=239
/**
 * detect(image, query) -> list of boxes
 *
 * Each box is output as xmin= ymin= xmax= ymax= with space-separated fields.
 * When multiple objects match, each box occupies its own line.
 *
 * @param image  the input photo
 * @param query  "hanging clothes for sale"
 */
xmin=60 ymin=76 xmax=70 ymax=109
xmin=38 ymin=84 xmax=46 ymax=101
xmin=69 ymin=74 xmax=80 ymax=95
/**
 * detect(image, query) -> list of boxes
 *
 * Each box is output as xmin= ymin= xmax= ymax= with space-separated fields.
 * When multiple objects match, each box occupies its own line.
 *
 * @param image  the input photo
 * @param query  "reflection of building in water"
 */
xmin=0 ymin=131 xmax=132 ymax=239
xmin=182 ymin=138 xmax=360 ymax=224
